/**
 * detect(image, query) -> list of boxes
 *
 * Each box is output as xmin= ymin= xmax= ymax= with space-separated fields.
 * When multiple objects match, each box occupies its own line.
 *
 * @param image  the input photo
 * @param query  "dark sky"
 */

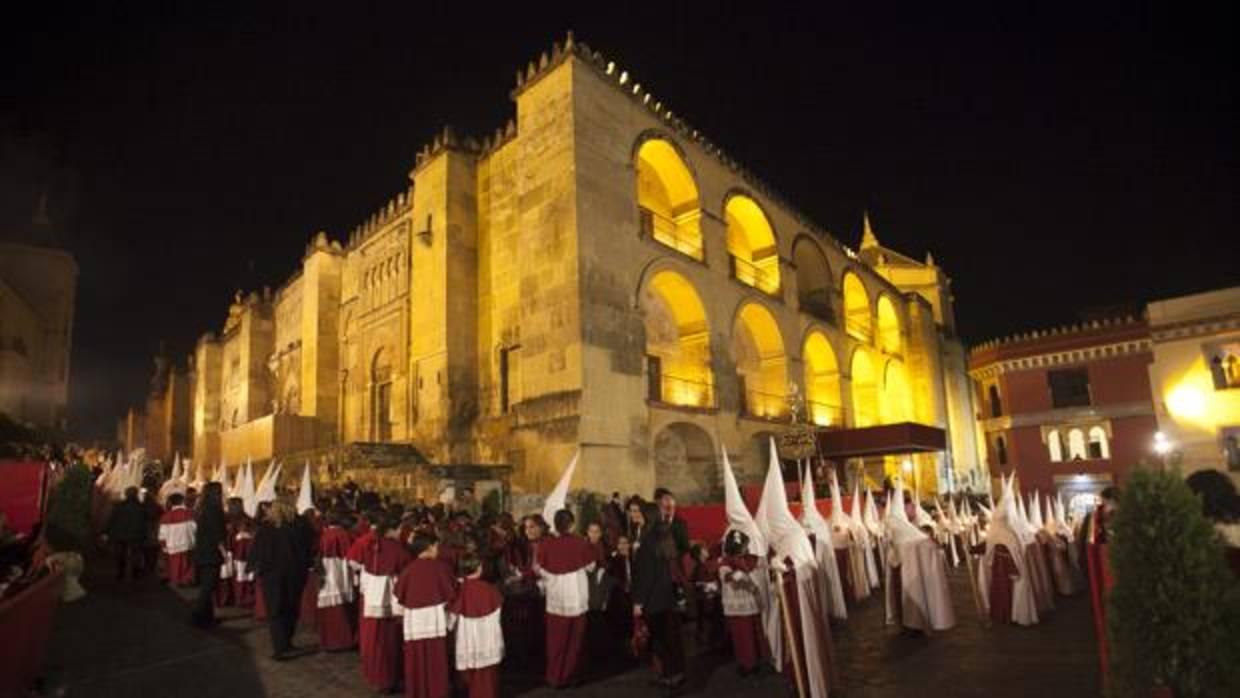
xmin=5 ymin=2 xmax=1236 ymax=440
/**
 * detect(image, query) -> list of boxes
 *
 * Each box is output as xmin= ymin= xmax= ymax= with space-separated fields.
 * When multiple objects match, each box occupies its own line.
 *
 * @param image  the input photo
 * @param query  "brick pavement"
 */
xmin=38 ymin=556 xmax=1098 ymax=697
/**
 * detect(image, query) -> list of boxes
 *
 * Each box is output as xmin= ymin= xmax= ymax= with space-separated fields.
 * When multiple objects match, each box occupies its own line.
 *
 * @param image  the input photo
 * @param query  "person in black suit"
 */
xmin=632 ymin=503 xmax=686 ymax=692
xmin=191 ymin=482 xmax=227 ymax=627
xmin=251 ymin=500 xmax=314 ymax=659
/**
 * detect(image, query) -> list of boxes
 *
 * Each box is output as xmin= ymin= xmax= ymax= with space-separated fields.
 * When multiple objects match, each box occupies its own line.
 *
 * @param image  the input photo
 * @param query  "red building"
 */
xmin=968 ymin=316 xmax=1158 ymax=510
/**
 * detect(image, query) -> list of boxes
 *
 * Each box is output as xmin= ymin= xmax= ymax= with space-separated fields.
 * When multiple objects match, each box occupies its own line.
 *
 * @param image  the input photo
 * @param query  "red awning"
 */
xmin=815 ymin=422 xmax=947 ymax=459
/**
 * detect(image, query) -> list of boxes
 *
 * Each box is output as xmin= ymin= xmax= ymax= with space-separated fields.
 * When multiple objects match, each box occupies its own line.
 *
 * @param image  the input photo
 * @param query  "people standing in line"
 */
xmin=105 ymin=486 xmax=148 ymax=583
xmin=449 ymin=554 xmax=504 ymax=698
xmin=395 ymin=533 xmax=457 ymax=698
xmin=536 ymin=509 xmax=596 ymax=689
xmin=632 ymin=502 xmax=687 ymax=692
xmin=190 ymin=482 xmax=227 ymax=628
xmin=357 ymin=515 xmax=412 ymax=691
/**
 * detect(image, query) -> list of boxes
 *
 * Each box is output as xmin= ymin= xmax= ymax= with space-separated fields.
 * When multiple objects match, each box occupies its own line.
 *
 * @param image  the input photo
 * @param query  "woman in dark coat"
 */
xmin=250 ymin=500 xmax=314 ymax=659
xmin=632 ymin=508 xmax=686 ymax=691
xmin=191 ymin=482 xmax=227 ymax=628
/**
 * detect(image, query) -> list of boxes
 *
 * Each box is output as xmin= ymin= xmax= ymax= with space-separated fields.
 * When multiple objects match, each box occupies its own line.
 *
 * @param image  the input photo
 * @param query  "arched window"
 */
xmin=850 ymin=348 xmax=878 ymax=428
xmin=988 ymin=385 xmax=1003 ymax=418
xmin=642 ymin=270 xmax=714 ymax=407
xmin=803 ymin=332 xmax=841 ymax=425
xmin=725 ymin=195 xmax=781 ymax=296
xmin=371 ymin=348 xmax=393 ymax=442
xmin=733 ymin=303 xmax=788 ymax=418
xmin=1067 ymin=428 xmax=1087 ymax=460
xmin=1088 ymin=426 xmax=1110 ymax=459
xmin=793 ymin=237 xmax=833 ymax=323
xmin=635 ymin=139 xmax=703 ymax=260
xmin=1047 ymin=429 xmax=1063 ymax=462
xmin=996 ymin=436 xmax=1008 ymax=465
xmin=880 ymin=359 xmax=912 ymax=425
xmin=842 ymin=272 xmax=871 ymax=341
xmin=876 ymin=295 xmax=901 ymax=355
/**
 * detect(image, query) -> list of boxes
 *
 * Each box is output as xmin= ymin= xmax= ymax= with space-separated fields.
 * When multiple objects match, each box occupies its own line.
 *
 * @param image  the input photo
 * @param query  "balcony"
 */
xmin=806 ymin=401 xmax=845 ymax=428
xmin=648 ymin=372 xmax=715 ymax=410
xmin=739 ymin=387 xmax=790 ymax=422
xmin=799 ymin=289 xmax=834 ymax=324
xmin=730 ymin=255 xmax=781 ymax=298
xmin=639 ymin=207 xmax=704 ymax=261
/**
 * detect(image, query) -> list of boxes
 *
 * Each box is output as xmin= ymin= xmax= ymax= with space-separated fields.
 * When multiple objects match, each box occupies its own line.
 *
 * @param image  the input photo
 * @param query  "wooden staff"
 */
xmin=958 ymin=530 xmax=990 ymax=628
xmin=772 ymin=562 xmax=808 ymax=698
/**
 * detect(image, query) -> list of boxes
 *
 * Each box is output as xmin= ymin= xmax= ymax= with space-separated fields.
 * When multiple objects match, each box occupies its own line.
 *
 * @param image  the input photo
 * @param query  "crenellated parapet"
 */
xmin=970 ymin=314 xmax=1146 ymax=355
xmin=346 ymin=187 xmax=414 ymax=250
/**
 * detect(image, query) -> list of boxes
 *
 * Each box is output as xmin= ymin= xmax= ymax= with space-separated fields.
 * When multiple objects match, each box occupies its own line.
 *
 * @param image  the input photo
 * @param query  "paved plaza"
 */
xmin=37 ymin=553 xmax=1099 ymax=698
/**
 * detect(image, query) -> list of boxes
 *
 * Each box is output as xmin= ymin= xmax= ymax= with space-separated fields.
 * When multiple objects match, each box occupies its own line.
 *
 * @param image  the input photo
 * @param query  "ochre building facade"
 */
xmin=182 ymin=36 xmax=985 ymax=500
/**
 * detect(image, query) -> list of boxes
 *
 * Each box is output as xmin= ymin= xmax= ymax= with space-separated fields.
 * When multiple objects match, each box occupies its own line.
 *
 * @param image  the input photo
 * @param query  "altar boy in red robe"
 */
xmin=158 ymin=493 xmax=196 ymax=586
xmin=316 ymin=509 xmax=357 ymax=651
xmin=395 ymin=533 xmax=457 ymax=698
xmin=535 ymin=508 xmax=597 ymax=689
xmin=358 ymin=516 xmax=412 ymax=693
xmin=448 ymin=554 xmax=504 ymax=698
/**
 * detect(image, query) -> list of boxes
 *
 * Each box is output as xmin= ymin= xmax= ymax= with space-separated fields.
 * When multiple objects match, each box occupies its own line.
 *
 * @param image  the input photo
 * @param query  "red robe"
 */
xmin=501 ymin=538 xmax=544 ymax=661
xmin=988 ymin=544 xmax=1017 ymax=625
xmin=157 ymin=506 xmax=196 ymax=586
xmin=536 ymin=533 xmax=595 ymax=688
xmin=394 ymin=557 xmax=458 ymax=698
xmin=358 ymin=537 xmax=412 ymax=692
xmin=231 ymin=524 xmax=257 ymax=608
xmin=448 ymin=578 xmax=504 ymax=698
xmin=317 ymin=525 xmax=357 ymax=651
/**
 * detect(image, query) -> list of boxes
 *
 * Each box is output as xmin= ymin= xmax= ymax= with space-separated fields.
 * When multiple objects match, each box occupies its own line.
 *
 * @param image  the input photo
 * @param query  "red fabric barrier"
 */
xmin=1086 ymin=542 xmax=1111 ymax=691
xmin=0 ymin=569 xmax=63 ymax=698
xmin=678 ymin=497 xmax=851 ymax=543
xmin=0 ymin=460 xmax=49 ymax=537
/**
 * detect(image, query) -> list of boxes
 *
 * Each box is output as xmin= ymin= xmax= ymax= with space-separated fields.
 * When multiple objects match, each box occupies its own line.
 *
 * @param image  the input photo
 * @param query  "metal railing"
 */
xmin=806 ymin=401 xmax=845 ymax=427
xmin=739 ymin=387 xmax=790 ymax=421
xmin=730 ymin=255 xmax=781 ymax=297
xmin=649 ymin=373 xmax=715 ymax=409
xmin=640 ymin=207 xmax=704 ymax=261
xmin=798 ymin=291 xmax=834 ymax=324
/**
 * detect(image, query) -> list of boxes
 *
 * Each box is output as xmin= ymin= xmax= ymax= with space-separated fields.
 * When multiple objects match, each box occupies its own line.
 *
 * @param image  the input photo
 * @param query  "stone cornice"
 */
xmin=1149 ymin=311 xmax=1240 ymax=342
xmin=970 ymin=337 xmax=1152 ymax=380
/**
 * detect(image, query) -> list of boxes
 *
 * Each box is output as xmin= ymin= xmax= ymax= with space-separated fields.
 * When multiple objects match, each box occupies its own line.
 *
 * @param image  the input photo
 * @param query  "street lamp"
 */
xmin=1153 ymin=431 xmax=1173 ymax=470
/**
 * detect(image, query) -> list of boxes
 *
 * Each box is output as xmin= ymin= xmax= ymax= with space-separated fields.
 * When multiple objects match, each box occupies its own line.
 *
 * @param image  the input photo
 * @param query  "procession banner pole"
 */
xmin=773 ymin=564 xmax=808 ymax=698
xmin=958 ymin=529 xmax=990 ymax=628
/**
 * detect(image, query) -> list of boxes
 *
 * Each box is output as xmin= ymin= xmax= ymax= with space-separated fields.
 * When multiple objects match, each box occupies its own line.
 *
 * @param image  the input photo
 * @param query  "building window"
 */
xmin=1047 ymin=429 xmax=1063 ymax=462
xmin=1088 ymin=426 xmax=1110 ymax=459
xmin=1067 ymin=428 xmax=1088 ymax=460
xmin=988 ymin=385 xmax=1003 ymax=418
xmin=996 ymin=435 xmax=1008 ymax=465
xmin=1048 ymin=368 xmax=1092 ymax=408
xmin=1210 ymin=346 xmax=1240 ymax=390
xmin=499 ymin=346 xmax=518 ymax=413
xmin=1225 ymin=435 xmax=1240 ymax=472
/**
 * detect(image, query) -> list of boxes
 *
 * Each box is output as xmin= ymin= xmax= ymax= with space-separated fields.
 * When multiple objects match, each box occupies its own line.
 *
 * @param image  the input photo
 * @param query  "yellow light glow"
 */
xmin=636 ymin=140 xmax=703 ymax=260
xmin=725 ymin=196 xmax=781 ymax=295
xmin=646 ymin=270 xmax=714 ymax=408
xmin=1166 ymin=383 xmax=1208 ymax=423
xmin=843 ymin=272 xmax=871 ymax=341
xmin=736 ymin=303 xmax=788 ymax=417
xmin=804 ymin=331 xmax=841 ymax=426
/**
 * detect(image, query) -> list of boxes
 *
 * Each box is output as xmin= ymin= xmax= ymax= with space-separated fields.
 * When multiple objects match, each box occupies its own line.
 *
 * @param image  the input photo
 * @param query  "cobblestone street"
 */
xmin=39 ymin=555 xmax=1098 ymax=698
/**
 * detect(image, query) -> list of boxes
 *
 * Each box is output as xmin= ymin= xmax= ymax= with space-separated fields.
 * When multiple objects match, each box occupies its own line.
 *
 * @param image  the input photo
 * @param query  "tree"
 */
xmin=1107 ymin=466 xmax=1240 ymax=697
xmin=44 ymin=463 xmax=94 ymax=552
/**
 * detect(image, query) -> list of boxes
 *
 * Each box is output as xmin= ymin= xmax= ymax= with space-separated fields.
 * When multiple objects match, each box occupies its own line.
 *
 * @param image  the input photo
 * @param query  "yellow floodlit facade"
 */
xmin=1147 ymin=286 xmax=1240 ymax=483
xmin=179 ymin=35 xmax=986 ymax=498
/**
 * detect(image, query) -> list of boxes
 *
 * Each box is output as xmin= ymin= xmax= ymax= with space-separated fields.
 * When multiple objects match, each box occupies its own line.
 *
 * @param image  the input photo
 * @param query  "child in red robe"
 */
xmin=690 ymin=542 xmax=723 ymax=647
xmin=157 ymin=493 xmax=196 ymax=586
xmin=230 ymin=503 xmax=257 ymax=608
xmin=448 ymin=554 xmax=504 ymax=698
xmin=358 ymin=516 xmax=412 ymax=693
xmin=535 ymin=508 xmax=597 ymax=689
xmin=719 ymin=529 xmax=766 ymax=676
xmin=316 ymin=509 xmax=357 ymax=651
xmin=395 ymin=533 xmax=457 ymax=698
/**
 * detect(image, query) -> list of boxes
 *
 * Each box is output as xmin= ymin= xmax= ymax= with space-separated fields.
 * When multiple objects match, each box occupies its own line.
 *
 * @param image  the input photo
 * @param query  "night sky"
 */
xmin=5 ymin=2 xmax=1235 ymax=440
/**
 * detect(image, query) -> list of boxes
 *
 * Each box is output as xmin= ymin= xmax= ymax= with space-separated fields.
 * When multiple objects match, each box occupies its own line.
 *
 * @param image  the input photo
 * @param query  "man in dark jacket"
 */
xmin=251 ymin=501 xmax=313 ymax=658
xmin=191 ymin=482 xmax=228 ymax=628
xmin=106 ymin=487 xmax=148 ymax=582
xmin=632 ymin=513 xmax=687 ymax=690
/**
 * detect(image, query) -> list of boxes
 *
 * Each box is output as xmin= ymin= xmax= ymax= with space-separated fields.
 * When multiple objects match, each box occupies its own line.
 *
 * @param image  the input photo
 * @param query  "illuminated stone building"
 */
xmin=181 ymin=35 xmax=985 ymax=499
xmin=968 ymin=317 xmax=1158 ymax=508
xmin=1147 ymin=287 xmax=1240 ymax=483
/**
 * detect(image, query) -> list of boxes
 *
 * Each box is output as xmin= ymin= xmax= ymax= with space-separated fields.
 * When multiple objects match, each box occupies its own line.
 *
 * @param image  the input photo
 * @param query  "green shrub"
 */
xmin=44 ymin=463 xmax=94 ymax=552
xmin=1107 ymin=466 xmax=1240 ymax=697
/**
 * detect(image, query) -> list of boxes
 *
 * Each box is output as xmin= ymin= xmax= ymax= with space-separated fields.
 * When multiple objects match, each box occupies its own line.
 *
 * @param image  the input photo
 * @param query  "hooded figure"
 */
xmin=754 ymin=439 xmax=836 ymax=697
xmin=829 ymin=469 xmax=871 ymax=604
xmin=1042 ymin=494 xmax=1077 ymax=596
xmin=720 ymin=447 xmax=782 ymax=671
xmin=977 ymin=477 xmax=1039 ymax=626
xmin=848 ymin=480 xmax=881 ymax=591
xmin=800 ymin=466 xmax=848 ymax=619
xmin=883 ymin=485 xmax=956 ymax=633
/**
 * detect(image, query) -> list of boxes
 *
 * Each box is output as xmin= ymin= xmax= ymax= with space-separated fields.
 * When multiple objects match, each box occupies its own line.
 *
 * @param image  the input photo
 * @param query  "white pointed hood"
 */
xmin=296 ymin=462 xmax=314 ymax=514
xmin=1029 ymin=491 xmax=1045 ymax=530
xmin=541 ymin=450 xmax=579 ymax=527
xmin=241 ymin=458 xmax=258 ymax=517
xmin=863 ymin=488 xmax=884 ymax=538
xmin=255 ymin=461 xmax=282 ymax=505
xmin=755 ymin=437 xmax=815 ymax=567
xmin=800 ymin=463 xmax=831 ymax=544
xmin=721 ymin=446 xmax=766 ymax=555
xmin=170 ymin=454 xmax=183 ymax=483
xmin=828 ymin=469 xmax=852 ymax=534
xmin=885 ymin=484 xmax=928 ymax=544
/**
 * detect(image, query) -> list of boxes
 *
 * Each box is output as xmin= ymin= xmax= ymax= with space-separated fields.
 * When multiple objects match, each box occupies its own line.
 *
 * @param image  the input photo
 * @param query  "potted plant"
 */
xmin=1107 ymin=466 xmax=1240 ymax=697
